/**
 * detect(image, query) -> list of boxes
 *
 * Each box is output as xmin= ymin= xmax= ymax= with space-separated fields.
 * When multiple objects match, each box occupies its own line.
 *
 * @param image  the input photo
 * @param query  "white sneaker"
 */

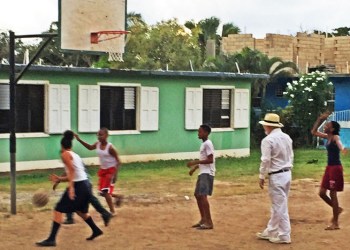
xmin=256 ymin=232 xmax=272 ymax=240
xmin=269 ymin=237 xmax=291 ymax=244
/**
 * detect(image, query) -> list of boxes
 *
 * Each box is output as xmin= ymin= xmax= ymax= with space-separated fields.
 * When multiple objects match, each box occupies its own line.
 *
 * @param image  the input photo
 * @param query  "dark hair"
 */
xmin=61 ymin=130 xmax=74 ymax=149
xmin=200 ymin=124 xmax=211 ymax=134
xmin=100 ymin=127 xmax=109 ymax=135
xmin=331 ymin=121 xmax=340 ymax=135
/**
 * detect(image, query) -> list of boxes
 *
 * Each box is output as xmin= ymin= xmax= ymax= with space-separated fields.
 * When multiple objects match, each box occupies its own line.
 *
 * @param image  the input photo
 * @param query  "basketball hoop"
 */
xmin=90 ymin=30 xmax=129 ymax=62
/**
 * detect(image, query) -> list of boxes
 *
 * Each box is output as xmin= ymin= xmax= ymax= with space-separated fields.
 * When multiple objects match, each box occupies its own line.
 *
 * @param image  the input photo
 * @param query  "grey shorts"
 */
xmin=195 ymin=174 xmax=214 ymax=196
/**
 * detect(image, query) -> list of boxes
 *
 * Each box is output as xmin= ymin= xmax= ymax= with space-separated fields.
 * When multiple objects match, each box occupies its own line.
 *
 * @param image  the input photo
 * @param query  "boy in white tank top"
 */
xmin=75 ymin=127 xmax=122 ymax=215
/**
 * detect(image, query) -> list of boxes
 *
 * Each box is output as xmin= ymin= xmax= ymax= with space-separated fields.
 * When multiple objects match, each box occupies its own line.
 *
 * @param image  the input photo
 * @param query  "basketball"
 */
xmin=32 ymin=189 xmax=49 ymax=207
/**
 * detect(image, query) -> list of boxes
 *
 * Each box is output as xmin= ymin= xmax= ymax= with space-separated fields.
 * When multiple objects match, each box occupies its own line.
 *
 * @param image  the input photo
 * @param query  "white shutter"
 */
xmin=78 ymin=85 xmax=100 ymax=132
xmin=47 ymin=84 xmax=71 ymax=133
xmin=234 ymin=88 xmax=250 ymax=128
xmin=0 ymin=84 xmax=9 ymax=110
xmin=185 ymin=88 xmax=203 ymax=130
xmin=140 ymin=87 xmax=159 ymax=131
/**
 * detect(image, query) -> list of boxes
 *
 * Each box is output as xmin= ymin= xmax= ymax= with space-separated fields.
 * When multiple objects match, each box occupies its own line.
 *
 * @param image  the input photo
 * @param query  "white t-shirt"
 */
xmin=198 ymin=139 xmax=215 ymax=176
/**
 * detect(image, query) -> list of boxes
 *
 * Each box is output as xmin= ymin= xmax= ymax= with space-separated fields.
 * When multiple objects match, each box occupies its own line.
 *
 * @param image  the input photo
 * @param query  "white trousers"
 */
xmin=265 ymin=171 xmax=291 ymax=240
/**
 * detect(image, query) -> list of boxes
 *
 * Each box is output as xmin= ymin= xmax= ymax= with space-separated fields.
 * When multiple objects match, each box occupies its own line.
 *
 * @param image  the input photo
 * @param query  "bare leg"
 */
xmin=104 ymin=193 xmax=115 ymax=214
xmin=329 ymin=191 xmax=340 ymax=228
xmin=199 ymin=195 xmax=213 ymax=227
xmin=319 ymin=187 xmax=333 ymax=207
xmin=195 ymin=194 xmax=205 ymax=224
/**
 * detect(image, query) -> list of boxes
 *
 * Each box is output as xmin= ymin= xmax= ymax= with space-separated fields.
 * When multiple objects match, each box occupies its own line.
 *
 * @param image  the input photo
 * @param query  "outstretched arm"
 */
xmin=311 ymin=112 xmax=330 ymax=139
xmin=74 ymin=133 xmax=97 ymax=150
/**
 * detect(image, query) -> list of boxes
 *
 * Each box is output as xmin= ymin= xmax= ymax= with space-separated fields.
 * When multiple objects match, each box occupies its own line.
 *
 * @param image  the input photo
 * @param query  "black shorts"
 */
xmin=55 ymin=180 xmax=92 ymax=214
xmin=195 ymin=174 xmax=214 ymax=196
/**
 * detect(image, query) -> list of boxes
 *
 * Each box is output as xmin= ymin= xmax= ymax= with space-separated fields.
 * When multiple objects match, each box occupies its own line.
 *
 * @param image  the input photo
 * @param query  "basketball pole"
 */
xmin=8 ymin=31 xmax=57 ymax=215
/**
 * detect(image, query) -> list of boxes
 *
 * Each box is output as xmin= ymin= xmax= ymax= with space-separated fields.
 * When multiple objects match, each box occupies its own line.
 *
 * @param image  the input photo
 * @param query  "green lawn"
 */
xmin=0 ymin=148 xmax=348 ymax=195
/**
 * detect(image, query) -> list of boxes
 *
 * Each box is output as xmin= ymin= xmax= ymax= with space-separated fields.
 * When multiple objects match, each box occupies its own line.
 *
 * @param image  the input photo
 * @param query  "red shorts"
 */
xmin=321 ymin=165 xmax=344 ymax=191
xmin=98 ymin=167 xmax=116 ymax=194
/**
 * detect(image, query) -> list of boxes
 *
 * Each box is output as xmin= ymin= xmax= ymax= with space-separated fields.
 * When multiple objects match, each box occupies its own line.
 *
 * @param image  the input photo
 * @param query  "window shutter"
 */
xmin=0 ymin=84 xmax=9 ymax=110
xmin=140 ymin=87 xmax=159 ymax=131
xmin=185 ymin=88 xmax=203 ymax=130
xmin=78 ymin=85 xmax=100 ymax=132
xmin=47 ymin=84 xmax=71 ymax=133
xmin=234 ymin=88 xmax=250 ymax=128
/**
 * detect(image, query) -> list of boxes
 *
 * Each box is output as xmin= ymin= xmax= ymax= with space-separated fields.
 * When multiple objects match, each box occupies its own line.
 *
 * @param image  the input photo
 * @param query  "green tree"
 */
xmin=99 ymin=18 xmax=202 ymax=71
xmin=283 ymin=71 xmax=333 ymax=145
xmin=221 ymin=23 xmax=241 ymax=37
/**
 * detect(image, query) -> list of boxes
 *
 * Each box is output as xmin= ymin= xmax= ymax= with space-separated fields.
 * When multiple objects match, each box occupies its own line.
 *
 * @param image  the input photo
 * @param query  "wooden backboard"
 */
xmin=59 ymin=0 xmax=126 ymax=54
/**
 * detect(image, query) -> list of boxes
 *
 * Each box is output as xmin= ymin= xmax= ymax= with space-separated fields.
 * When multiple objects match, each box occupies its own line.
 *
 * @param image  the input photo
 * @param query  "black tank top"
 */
xmin=326 ymin=140 xmax=341 ymax=166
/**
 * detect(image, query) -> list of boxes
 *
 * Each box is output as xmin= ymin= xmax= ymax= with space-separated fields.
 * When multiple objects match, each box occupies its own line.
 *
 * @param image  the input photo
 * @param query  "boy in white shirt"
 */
xmin=187 ymin=124 xmax=215 ymax=230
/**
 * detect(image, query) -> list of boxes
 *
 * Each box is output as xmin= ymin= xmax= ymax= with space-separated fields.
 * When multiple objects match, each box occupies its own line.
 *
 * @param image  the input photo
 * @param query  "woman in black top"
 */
xmin=311 ymin=112 xmax=346 ymax=230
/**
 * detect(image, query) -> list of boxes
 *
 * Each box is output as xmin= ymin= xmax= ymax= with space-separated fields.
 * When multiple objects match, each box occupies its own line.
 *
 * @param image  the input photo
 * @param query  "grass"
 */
xmin=0 ymin=148 xmax=349 ymax=196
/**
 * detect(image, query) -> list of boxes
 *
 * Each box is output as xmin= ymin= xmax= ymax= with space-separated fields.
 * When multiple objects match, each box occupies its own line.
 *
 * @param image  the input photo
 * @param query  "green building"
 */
xmin=0 ymin=65 xmax=268 ymax=172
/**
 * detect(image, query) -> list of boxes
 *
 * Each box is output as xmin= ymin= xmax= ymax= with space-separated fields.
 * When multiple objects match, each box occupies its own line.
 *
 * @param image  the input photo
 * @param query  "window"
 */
xmin=78 ymin=84 xmax=159 ymax=132
xmin=100 ymin=86 xmax=136 ymax=130
xmin=203 ymin=89 xmax=231 ymax=128
xmin=0 ymin=84 xmax=44 ymax=133
xmin=0 ymin=82 xmax=70 ymax=134
xmin=185 ymin=87 xmax=249 ymax=130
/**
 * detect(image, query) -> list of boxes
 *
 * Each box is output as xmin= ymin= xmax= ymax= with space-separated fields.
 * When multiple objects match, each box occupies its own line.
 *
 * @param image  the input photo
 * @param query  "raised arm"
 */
xmin=74 ymin=133 xmax=97 ymax=150
xmin=311 ymin=112 xmax=330 ymax=139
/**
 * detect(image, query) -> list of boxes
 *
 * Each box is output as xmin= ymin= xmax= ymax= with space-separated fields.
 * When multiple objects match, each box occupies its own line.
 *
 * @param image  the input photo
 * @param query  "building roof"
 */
xmin=0 ymin=64 xmax=270 ymax=80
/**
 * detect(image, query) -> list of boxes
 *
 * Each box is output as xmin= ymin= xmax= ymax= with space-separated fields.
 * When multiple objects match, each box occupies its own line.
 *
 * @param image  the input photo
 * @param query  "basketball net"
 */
xmin=91 ymin=31 xmax=128 ymax=62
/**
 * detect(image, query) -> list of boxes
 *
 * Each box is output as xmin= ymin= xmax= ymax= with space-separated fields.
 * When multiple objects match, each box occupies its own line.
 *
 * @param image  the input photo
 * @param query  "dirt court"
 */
xmin=0 ymin=179 xmax=349 ymax=250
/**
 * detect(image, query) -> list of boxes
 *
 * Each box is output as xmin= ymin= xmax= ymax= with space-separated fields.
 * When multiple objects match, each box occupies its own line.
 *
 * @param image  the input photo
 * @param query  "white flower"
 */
xmin=324 ymin=101 xmax=327 ymax=106
xmin=308 ymin=113 xmax=312 ymax=115
xmin=312 ymin=82 xmax=317 ymax=87
xmin=328 ymin=82 xmax=333 ymax=86
xmin=283 ymin=92 xmax=287 ymax=95
xmin=321 ymin=72 xmax=326 ymax=76
xmin=290 ymin=94 xmax=295 ymax=98
xmin=316 ymin=77 xmax=323 ymax=81
xmin=308 ymin=99 xmax=313 ymax=102
xmin=304 ymin=87 xmax=312 ymax=92
xmin=301 ymin=83 xmax=304 ymax=86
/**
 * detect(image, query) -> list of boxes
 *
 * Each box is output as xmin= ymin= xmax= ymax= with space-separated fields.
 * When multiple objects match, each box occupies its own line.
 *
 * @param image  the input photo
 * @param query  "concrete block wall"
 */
xmin=221 ymin=32 xmax=350 ymax=73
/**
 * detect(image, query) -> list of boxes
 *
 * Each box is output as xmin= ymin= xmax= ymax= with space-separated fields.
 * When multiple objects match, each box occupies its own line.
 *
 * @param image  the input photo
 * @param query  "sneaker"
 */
xmin=102 ymin=213 xmax=112 ymax=227
xmin=256 ymin=231 xmax=272 ymax=240
xmin=63 ymin=219 xmax=75 ymax=224
xmin=35 ymin=239 xmax=56 ymax=247
xmin=269 ymin=237 xmax=291 ymax=244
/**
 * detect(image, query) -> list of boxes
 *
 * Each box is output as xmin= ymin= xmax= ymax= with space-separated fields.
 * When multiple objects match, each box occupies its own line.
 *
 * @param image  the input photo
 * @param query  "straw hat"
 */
xmin=259 ymin=113 xmax=284 ymax=128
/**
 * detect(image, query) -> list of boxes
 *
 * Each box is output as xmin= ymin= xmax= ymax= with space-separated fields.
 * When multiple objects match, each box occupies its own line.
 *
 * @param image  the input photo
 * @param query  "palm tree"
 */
xmin=198 ymin=17 xmax=220 ymax=58
xmin=221 ymin=23 xmax=241 ymax=37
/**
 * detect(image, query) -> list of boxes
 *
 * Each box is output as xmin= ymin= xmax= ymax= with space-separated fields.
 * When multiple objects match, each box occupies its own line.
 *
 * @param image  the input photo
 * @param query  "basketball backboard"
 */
xmin=59 ymin=0 xmax=127 ymax=59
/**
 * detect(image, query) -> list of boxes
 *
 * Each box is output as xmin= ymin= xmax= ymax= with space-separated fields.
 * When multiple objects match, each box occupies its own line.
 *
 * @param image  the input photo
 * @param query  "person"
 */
xmin=53 ymin=171 xmax=112 ymax=226
xmin=36 ymin=130 xmax=103 ymax=247
xmin=74 ymin=128 xmax=123 ymax=215
xmin=187 ymin=124 xmax=215 ymax=230
xmin=256 ymin=113 xmax=293 ymax=244
xmin=311 ymin=112 xmax=345 ymax=230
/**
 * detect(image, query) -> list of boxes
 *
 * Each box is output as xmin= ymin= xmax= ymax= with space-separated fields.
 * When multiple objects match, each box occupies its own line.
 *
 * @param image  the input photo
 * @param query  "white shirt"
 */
xmin=96 ymin=142 xmax=118 ymax=169
xmin=259 ymin=128 xmax=294 ymax=179
xmin=67 ymin=151 xmax=88 ymax=182
xmin=198 ymin=139 xmax=216 ymax=176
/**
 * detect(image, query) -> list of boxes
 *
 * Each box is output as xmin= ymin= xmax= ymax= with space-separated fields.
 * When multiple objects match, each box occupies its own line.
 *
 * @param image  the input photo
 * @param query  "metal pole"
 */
xmin=9 ymin=30 xmax=16 ymax=215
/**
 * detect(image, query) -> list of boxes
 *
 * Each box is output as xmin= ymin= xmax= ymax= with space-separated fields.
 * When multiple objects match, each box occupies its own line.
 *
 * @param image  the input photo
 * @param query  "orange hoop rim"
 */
xmin=91 ymin=30 xmax=130 ymax=44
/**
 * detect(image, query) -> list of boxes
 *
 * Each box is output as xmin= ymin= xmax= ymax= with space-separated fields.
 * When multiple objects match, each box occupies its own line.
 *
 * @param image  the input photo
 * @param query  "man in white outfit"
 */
xmin=256 ymin=113 xmax=293 ymax=244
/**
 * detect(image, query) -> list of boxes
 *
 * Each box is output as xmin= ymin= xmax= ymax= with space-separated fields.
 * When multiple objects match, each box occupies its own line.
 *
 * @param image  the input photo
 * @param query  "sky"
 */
xmin=0 ymin=0 xmax=349 ymax=41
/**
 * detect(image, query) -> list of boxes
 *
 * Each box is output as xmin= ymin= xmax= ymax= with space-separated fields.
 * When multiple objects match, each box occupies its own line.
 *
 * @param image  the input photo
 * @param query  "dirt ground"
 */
xmin=0 ymin=179 xmax=349 ymax=250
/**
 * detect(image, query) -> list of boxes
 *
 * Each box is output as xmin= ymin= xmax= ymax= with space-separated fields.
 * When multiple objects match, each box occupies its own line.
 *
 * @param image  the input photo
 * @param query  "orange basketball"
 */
xmin=32 ymin=189 xmax=49 ymax=207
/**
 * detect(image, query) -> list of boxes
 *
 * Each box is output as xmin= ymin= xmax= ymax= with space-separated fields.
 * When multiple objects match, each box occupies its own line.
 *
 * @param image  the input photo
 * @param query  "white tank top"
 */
xmin=96 ymin=142 xmax=117 ymax=169
xmin=66 ymin=151 xmax=88 ymax=182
